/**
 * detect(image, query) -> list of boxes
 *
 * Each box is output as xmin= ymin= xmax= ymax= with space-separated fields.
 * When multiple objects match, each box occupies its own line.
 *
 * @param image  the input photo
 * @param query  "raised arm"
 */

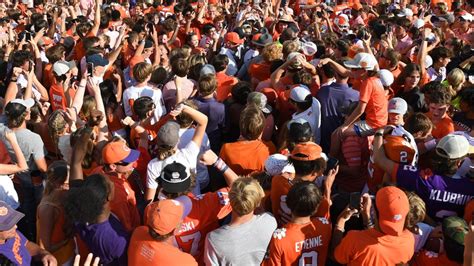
xmin=0 ymin=130 xmax=28 ymax=174
xmin=89 ymin=0 xmax=102 ymax=36
xmin=200 ymin=149 xmax=239 ymax=187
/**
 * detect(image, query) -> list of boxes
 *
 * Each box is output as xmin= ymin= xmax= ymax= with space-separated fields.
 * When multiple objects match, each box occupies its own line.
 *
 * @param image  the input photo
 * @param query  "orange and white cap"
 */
xmin=376 ymin=186 xmax=409 ymax=236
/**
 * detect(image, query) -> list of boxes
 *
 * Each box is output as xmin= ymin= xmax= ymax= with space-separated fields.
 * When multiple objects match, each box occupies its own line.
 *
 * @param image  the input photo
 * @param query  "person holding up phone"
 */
xmin=331 ymin=186 xmax=415 ymax=265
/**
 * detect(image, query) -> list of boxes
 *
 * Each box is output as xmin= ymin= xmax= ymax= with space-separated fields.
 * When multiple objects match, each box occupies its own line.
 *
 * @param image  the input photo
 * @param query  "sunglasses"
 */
xmin=115 ymin=161 xmax=130 ymax=166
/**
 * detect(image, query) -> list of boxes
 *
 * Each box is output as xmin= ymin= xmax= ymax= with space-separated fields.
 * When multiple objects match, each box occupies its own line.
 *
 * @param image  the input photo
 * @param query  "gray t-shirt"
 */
xmin=204 ymin=212 xmax=277 ymax=266
xmin=0 ymin=126 xmax=46 ymax=185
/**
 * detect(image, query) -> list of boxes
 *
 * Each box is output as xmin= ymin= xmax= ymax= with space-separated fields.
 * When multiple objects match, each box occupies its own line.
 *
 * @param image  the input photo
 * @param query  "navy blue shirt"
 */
xmin=195 ymin=96 xmax=226 ymax=152
xmin=316 ymin=82 xmax=359 ymax=152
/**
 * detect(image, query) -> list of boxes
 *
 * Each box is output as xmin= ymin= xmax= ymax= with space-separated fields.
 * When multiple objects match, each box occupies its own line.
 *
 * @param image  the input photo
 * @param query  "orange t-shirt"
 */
xmin=128 ymin=226 xmax=197 ymax=266
xmin=49 ymin=82 xmax=68 ymax=111
xmin=73 ymin=31 xmax=95 ymax=61
xmin=91 ymin=167 xmax=141 ymax=233
xmin=270 ymin=175 xmax=330 ymax=226
xmin=219 ymin=140 xmax=276 ymax=176
xmin=144 ymin=188 xmax=232 ymax=263
xmin=263 ymin=217 xmax=332 ymax=266
xmin=43 ymin=63 xmax=54 ymax=89
xmin=428 ymin=115 xmax=454 ymax=140
xmin=359 ymin=76 xmax=388 ymax=129
xmin=334 ymin=228 xmax=415 ymax=265
xmin=413 ymin=250 xmax=462 ymax=266
xmin=215 ymin=71 xmax=238 ymax=102
xmin=248 ymin=62 xmax=271 ymax=83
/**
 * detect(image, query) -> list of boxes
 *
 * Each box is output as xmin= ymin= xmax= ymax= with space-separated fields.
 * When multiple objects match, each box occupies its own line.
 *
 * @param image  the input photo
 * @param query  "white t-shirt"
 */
xmin=17 ymin=74 xmax=42 ymax=101
xmin=122 ymin=85 xmax=166 ymax=118
xmin=146 ymin=141 xmax=200 ymax=192
xmin=178 ymin=128 xmax=210 ymax=191
xmin=0 ymin=175 xmax=19 ymax=209
xmin=292 ymin=97 xmax=322 ymax=144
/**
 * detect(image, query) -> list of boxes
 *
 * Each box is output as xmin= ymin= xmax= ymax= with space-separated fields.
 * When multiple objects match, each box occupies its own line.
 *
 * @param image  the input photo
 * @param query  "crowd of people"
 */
xmin=0 ymin=0 xmax=473 ymax=264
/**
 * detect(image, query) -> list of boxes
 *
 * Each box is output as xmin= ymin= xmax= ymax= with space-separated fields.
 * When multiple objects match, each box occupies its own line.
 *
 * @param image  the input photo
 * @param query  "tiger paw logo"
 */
xmin=318 ymin=217 xmax=329 ymax=224
xmin=0 ymin=207 xmax=8 ymax=216
xmin=273 ymin=228 xmax=287 ymax=239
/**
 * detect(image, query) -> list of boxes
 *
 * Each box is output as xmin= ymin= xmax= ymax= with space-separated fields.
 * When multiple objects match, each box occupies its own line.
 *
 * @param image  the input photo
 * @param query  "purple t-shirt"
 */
xmin=76 ymin=215 xmax=129 ymax=266
xmin=396 ymin=164 xmax=474 ymax=220
xmin=0 ymin=230 xmax=31 ymax=266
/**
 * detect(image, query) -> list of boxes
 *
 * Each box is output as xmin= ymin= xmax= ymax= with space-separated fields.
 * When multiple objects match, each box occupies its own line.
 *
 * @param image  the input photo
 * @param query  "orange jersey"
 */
xmin=270 ymin=175 xmax=330 ymax=226
xmin=144 ymin=188 xmax=232 ymax=263
xmin=157 ymin=5 xmax=174 ymax=18
xmin=91 ymin=167 xmax=141 ymax=233
xmin=174 ymin=188 xmax=231 ymax=262
xmin=367 ymin=131 xmax=417 ymax=192
xmin=263 ymin=217 xmax=332 ymax=266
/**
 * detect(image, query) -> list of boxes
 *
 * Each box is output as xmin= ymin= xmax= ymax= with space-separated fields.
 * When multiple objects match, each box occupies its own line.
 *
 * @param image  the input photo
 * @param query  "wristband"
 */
xmin=424 ymin=139 xmax=437 ymax=151
xmin=375 ymin=132 xmax=383 ymax=137
xmin=213 ymin=158 xmax=229 ymax=173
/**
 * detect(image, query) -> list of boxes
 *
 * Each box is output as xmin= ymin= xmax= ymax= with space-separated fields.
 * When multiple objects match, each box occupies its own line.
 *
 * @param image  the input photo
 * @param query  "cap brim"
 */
xmin=122 ymin=149 xmax=140 ymax=163
xmin=23 ymin=98 xmax=35 ymax=108
xmin=379 ymin=218 xmax=404 ymax=236
xmin=343 ymin=60 xmax=360 ymax=69
xmin=261 ymin=104 xmax=272 ymax=114
xmin=469 ymin=145 xmax=474 ymax=155
xmin=388 ymin=109 xmax=405 ymax=114
xmin=161 ymin=176 xmax=191 ymax=193
xmin=0 ymin=209 xmax=24 ymax=231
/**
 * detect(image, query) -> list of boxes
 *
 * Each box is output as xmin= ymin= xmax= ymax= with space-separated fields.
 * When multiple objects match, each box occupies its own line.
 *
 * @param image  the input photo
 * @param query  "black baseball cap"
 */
xmin=159 ymin=162 xmax=191 ymax=193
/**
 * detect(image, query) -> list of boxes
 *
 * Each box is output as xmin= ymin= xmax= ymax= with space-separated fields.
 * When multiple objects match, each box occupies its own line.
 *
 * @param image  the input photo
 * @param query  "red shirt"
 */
xmin=49 ymin=82 xmax=67 ymax=111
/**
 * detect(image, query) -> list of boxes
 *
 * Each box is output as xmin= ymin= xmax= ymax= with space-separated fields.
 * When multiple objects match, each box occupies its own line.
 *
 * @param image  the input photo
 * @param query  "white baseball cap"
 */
xmin=459 ymin=11 xmax=473 ymax=22
xmin=436 ymin=134 xmax=469 ymax=159
xmin=343 ymin=52 xmax=378 ymax=71
xmin=290 ymin=85 xmax=311 ymax=102
xmin=378 ymin=69 xmax=395 ymax=87
xmin=413 ymin=18 xmax=425 ymax=29
xmin=10 ymin=98 xmax=35 ymax=109
xmin=425 ymin=55 xmax=433 ymax=68
xmin=388 ymin=97 xmax=408 ymax=114
xmin=200 ymin=64 xmax=216 ymax=77
xmin=53 ymin=60 xmax=76 ymax=76
xmin=264 ymin=154 xmax=292 ymax=176
xmin=300 ymin=41 xmax=318 ymax=56
xmin=397 ymin=8 xmax=413 ymax=17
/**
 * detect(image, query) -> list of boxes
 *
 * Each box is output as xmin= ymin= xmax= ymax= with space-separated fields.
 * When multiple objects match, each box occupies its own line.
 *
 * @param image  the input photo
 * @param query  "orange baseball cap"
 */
xmin=102 ymin=141 xmax=140 ymax=164
xmin=225 ymin=32 xmax=244 ymax=45
xmin=147 ymin=199 xmax=184 ymax=235
xmin=376 ymin=186 xmax=409 ymax=236
xmin=290 ymin=142 xmax=322 ymax=161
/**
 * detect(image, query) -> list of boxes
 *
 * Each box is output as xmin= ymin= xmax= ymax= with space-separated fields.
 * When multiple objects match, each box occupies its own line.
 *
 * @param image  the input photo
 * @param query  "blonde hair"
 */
xmin=405 ymin=191 xmax=426 ymax=231
xmin=229 ymin=177 xmax=265 ymax=216
xmin=447 ymin=68 xmax=465 ymax=94
xmin=262 ymin=43 xmax=283 ymax=63
xmin=282 ymin=40 xmax=300 ymax=58
xmin=48 ymin=110 xmax=68 ymax=156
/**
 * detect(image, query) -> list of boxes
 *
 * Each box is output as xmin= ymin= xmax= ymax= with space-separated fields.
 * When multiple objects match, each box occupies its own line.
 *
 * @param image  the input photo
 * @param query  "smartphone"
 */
xmin=28 ymin=60 xmax=34 ymax=72
xmin=25 ymin=31 xmax=31 ymax=41
xmin=349 ymin=192 xmax=361 ymax=210
xmin=316 ymin=11 xmax=323 ymax=18
xmin=87 ymin=62 xmax=94 ymax=77
xmin=324 ymin=157 xmax=339 ymax=175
